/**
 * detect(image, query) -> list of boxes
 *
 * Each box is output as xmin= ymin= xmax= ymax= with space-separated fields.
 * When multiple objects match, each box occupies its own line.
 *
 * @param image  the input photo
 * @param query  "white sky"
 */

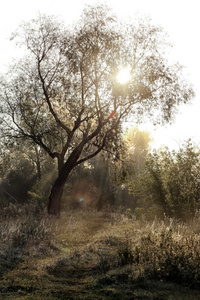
xmin=0 ymin=0 xmax=200 ymax=150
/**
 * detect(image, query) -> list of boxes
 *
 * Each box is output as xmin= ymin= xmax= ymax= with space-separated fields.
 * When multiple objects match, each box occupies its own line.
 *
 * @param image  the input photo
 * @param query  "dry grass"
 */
xmin=1 ymin=205 xmax=200 ymax=299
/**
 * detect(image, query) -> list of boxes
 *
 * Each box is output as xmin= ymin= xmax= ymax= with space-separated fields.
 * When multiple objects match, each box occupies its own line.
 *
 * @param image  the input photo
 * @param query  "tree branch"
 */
xmin=75 ymin=136 xmax=107 ymax=166
xmin=37 ymin=60 xmax=71 ymax=135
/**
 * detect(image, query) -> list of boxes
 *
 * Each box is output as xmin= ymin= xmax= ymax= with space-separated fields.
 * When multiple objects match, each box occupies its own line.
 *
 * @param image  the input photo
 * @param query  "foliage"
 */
xmin=112 ymin=127 xmax=152 ymax=210
xmin=0 ymin=209 xmax=53 ymax=247
xmin=118 ymin=232 xmax=134 ymax=265
xmin=130 ymin=140 xmax=200 ymax=220
xmin=0 ymin=144 xmax=55 ymax=206
xmin=0 ymin=4 xmax=194 ymax=215
xmin=28 ymin=156 xmax=57 ymax=205
xmin=124 ymin=127 xmax=152 ymax=161
xmin=0 ymin=202 xmax=32 ymax=220
xmin=0 ymin=151 xmax=37 ymax=204
xmin=119 ymin=228 xmax=200 ymax=289
xmin=115 ymin=127 xmax=152 ymax=182
xmin=0 ymin=207 xmax=55 ymax=278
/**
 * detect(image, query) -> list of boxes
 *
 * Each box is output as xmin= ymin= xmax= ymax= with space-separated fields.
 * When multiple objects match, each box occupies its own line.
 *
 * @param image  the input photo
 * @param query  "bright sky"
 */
xmin=0 ymin=0 xmax=199 ymax=150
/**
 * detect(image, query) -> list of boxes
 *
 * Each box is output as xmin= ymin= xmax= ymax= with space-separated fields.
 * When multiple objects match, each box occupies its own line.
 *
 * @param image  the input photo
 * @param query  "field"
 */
xmin=0 ymin=204 xmax=200 ymax=299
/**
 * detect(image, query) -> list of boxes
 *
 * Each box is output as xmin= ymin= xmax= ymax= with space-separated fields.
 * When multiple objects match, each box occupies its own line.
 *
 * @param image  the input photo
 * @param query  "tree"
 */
xmin=124 ymin=126 xmax=152 ymax=174
xmin=130 ymin=141 xmax=200 ymax=220
xmin=113 ymin=127 xmax=152 ymax=185
xmin=0 ymin=5 xmax=194 ymax=216
xmin=113 ymin=127 xmax=152 ymax=209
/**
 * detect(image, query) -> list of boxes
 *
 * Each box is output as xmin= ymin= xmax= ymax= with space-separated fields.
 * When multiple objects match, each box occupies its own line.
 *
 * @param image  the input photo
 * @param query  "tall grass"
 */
xmin=45 ymin=208 xmax=200 ymax=289
xmin=0 ymin=203 xmax=56 ymax=276
xmin=1 ymin=203 xmax=200 ymax=298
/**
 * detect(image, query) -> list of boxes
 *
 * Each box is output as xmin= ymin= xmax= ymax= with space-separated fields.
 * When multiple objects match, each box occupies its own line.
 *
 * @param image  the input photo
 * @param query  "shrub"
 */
xmin=117 ymin=227 xmax=200 ymax=288
xmin=0 ymin=157 xmax=37 ymax=204
xmin=130 ymin=140 xmax=200 ymax=220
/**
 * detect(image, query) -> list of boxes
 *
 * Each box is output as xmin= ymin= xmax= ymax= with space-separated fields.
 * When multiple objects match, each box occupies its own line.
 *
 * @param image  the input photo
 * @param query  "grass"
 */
xmin=0 ymin=204 xmax=200 ymax=299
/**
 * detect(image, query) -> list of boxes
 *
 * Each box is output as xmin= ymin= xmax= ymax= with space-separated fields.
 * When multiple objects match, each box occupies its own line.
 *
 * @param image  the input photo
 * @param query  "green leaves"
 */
xmin=130 ymin=140 xmax=200 ymax=220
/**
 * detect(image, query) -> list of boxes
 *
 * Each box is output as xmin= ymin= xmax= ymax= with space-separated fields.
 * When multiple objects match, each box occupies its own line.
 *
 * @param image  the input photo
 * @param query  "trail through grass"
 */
xmin=1 ymin=207 xmax=200 ymax=299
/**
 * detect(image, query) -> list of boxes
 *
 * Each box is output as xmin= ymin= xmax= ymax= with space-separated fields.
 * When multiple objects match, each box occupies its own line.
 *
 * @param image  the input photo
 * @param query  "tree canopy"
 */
xmin=0 ymin=4 xmax=194 ymax=216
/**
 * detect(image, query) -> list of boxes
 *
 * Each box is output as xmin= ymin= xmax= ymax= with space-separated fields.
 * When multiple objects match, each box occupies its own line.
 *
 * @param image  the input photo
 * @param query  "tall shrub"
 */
xmin=130 ymin=140 xmax=200 ymax=220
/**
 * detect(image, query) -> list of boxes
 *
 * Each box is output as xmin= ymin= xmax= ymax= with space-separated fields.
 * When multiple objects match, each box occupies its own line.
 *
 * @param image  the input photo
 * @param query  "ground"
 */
xmin=0 ymin=207 xmax=200 ymax=299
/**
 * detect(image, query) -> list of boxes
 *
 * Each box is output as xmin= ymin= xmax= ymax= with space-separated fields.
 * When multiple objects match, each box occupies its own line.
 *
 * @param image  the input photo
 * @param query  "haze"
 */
xmin=0 ymin=0 xmax=199 ymax=149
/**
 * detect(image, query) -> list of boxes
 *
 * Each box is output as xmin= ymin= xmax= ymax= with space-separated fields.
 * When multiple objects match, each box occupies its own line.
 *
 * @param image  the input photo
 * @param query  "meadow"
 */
xmin=0 ymin=204 xmax=200 ymax=299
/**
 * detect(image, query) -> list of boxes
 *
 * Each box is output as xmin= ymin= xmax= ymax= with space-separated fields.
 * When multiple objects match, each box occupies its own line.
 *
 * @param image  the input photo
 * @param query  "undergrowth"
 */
xmin=117 ymin=228 xmax=200 ymax=288
xmin=0 ymin=204 xmax=200 ymax=299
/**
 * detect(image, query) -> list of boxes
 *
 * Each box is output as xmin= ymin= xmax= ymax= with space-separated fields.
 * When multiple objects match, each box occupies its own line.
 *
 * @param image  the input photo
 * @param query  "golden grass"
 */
xmin=1 ymin=206 xmax=200 ymax=299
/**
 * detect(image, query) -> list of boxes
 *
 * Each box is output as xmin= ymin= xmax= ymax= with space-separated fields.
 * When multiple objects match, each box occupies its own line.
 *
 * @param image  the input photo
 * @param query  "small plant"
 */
xmin=125 ymin=208 xmax=134 ymax=219
xmin=118 ymin=232 xmax=134 ymax=266
xmin=96 ymin=249 xmax=116 ymax=273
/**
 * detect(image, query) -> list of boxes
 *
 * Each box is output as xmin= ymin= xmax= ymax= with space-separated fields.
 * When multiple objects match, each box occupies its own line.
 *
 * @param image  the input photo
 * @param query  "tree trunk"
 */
xmin=48 ymin=142 xmax=85 ymax=217
xmin=47 ymin=174 xmax=68 ymax=217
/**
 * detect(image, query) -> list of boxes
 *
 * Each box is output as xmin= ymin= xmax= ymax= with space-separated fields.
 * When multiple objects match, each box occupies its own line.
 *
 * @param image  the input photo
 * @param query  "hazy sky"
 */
xmin=0 ymin=0 xmax=199 ymax=149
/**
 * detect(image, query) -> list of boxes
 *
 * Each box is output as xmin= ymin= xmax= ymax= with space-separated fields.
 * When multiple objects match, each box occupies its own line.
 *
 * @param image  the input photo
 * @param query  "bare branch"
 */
xmin=37 ymin=60 xmax=71 ymax=135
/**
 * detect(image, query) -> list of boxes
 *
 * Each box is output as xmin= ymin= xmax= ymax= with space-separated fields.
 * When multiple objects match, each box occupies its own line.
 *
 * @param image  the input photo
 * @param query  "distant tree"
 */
xmin=85 ymin=154 xmax=116 ymax=209
xmin=28 ymin=155 xmax=57 ymax=207
xmin=0 ymin=5 xmax=194 ymax=216
xmin=0 ymin=139 xmax=48 ymax=180
xmin=124 ymin=126 xmax=152 ymax=174
xmin=130 ymin=140 xmax=200 ymax=220
xmin=113 ymin=127 xmax=152 ymax=209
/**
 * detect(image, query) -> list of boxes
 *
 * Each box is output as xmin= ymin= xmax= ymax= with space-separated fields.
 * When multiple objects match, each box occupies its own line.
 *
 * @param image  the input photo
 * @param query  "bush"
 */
xmin=130 ymin=140 xmax=200 ymax=220
xmin=117 ymin=227 xmax=200 ymax=288
xmin=0 ymin=155 xmax=37 ymax=204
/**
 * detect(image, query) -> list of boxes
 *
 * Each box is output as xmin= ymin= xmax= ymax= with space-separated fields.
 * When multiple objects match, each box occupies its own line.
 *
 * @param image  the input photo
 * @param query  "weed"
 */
xmin=117 ymin=232 xmax=134 ymax=266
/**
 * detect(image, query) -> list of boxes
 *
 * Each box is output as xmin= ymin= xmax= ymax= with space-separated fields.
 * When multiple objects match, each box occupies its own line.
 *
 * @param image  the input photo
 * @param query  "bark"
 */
xmin=47 ymin=154 xmax=80 ymax=216
xmin=47 ymin=174 xmax=67 ymax=217
xmin=47 ymin=141 xmax=86 ymax=216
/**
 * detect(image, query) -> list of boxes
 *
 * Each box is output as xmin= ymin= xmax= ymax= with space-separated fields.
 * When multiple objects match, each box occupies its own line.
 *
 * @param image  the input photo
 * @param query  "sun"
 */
xmin=116 ymin=67 xmax=131 ymax=84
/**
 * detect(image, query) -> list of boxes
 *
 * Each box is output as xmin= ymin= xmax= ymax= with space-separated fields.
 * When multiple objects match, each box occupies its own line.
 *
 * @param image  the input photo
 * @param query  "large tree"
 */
xmin=0 ymin=5 xmax=193 ymax=216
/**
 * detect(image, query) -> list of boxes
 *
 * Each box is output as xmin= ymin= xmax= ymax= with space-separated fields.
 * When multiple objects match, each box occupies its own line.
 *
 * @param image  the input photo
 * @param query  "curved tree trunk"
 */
xmin=47 ymin=172 xmax=69 ymax=217
xmin=48 ymin=143 xmax=85 ymax=217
